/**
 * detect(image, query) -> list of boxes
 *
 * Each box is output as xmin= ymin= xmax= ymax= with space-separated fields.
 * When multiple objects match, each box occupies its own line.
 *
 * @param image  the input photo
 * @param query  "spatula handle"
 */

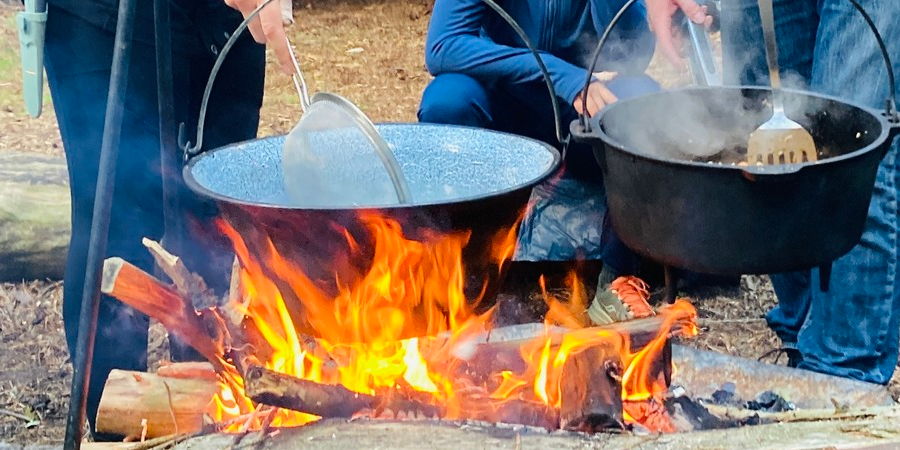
xmin=757 ymin=0 xmax=784 ymax=114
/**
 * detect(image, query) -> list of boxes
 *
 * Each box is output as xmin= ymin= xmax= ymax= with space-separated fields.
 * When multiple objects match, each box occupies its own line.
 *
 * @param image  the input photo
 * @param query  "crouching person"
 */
xmin=417 ymin=0 xmax=661 ymax=321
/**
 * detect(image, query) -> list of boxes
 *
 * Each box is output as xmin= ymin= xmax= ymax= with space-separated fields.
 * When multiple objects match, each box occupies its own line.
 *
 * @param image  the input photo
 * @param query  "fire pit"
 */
xmin=92 ymin=237 xmax=900 ymax=450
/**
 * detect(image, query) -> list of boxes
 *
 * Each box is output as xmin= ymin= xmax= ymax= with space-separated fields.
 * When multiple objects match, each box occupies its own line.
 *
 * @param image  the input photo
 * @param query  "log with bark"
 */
xmin=0 ymin=152 xmax=70 ymax=281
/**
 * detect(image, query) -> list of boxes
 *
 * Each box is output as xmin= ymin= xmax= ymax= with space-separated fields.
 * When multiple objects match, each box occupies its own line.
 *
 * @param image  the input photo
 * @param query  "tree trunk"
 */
xmin=0 ymin=152 xmax=70 ymax=282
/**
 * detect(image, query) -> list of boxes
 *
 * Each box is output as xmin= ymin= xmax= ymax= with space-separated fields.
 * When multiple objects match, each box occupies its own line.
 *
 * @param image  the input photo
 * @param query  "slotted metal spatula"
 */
xmin=747 ymin=0 xmax=817 ymax=164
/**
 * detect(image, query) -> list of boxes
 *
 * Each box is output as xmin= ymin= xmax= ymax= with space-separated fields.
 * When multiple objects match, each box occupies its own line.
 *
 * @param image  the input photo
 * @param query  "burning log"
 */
xmin=95 ymin=367 xmax=219 ymax=439
xmin=243 ymin=365 xmax=376 ymax=418
xmin=99 ymin=237 xmax=693 ymax=434
xmin=558 ymin=346 xmax=624 ymax=431
xmin=243 ymin=365 xmax=443 ymax=419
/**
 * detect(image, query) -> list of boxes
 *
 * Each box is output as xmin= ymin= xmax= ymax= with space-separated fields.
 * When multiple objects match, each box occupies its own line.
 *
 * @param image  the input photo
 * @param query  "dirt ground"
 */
xmin=0 ymin=0 xmax=897 ymax=446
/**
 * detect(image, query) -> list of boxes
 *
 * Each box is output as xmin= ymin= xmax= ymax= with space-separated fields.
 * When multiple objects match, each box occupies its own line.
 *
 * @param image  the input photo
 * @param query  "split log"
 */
xmin=701 ymin=403 xmax=900 ymax=424
xmin=558 ymin=345 xmax=624 ymax=431
xmin=100 ymin=257 xmax=224 ymax=370
xmin=95 ymin=368 xmax=219 ymax=439
xmin=0 ymin=152 xmax=70 ymax=281
xmin=142 ymin=238 xmax=220 ymax=310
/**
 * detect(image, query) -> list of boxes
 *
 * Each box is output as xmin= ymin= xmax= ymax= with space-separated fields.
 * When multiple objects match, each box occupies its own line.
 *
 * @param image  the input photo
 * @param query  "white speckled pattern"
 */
xmin=187 ymin=124 xmax=560 ymax=208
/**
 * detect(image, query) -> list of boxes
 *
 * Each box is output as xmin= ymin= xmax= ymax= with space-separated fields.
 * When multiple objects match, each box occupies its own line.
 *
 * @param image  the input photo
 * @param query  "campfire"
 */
xmin=95 ymin=211 xmax=698 ymax=440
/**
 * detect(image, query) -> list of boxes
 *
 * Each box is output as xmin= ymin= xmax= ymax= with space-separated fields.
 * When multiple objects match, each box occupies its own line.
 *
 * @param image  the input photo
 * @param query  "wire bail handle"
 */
xmin=575 ymin=0 xmax=896 ymax=132
xmin=178 ymin=0 xmax=309 ymax=161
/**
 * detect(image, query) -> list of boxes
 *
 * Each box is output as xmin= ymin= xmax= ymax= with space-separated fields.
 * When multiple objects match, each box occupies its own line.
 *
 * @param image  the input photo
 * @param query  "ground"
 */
xmin=0 ymin=0 xmax=897 ymax=446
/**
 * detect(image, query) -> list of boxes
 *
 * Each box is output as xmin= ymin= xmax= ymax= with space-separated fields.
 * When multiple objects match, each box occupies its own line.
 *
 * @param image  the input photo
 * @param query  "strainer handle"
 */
xmin=287 ymin=37 xmax=311 ymax=111
xmin=179 ymin=0 xmax=304 ymax=160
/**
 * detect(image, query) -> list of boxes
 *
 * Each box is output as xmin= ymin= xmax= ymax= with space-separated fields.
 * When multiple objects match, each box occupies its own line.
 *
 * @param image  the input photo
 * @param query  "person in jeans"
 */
xmin=648 ymin=0 xmax=900 ymax=385
xmin=43 ymin=0 xmax=291 ymax=437
xmin=417 ymin=0 xmax=663 ymax=305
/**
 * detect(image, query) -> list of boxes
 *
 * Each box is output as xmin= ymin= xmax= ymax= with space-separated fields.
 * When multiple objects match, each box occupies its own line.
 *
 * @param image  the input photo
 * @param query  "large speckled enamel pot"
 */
xmin=183 ymin=123 xmax=561 ymax=310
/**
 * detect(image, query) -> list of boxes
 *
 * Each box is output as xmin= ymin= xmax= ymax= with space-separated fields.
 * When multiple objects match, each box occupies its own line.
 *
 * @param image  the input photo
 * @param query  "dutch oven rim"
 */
xmin=182 ymin=122 xmax=563 ymax=211
xmin=578 ymin=85 xmax=894 ymax=172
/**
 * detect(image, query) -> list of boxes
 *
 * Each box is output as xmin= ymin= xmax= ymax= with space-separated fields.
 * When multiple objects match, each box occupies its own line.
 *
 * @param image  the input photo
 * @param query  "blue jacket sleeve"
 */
xmin=424 ymin=0 xmax=593 ymax=105
xmin=424 ymin=0 xmax=656 ymax=105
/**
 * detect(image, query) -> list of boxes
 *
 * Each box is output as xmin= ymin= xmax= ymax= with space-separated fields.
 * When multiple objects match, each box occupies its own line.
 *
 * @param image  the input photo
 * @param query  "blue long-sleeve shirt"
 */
xmin=424 ymin=0 xmax=656 ymax=105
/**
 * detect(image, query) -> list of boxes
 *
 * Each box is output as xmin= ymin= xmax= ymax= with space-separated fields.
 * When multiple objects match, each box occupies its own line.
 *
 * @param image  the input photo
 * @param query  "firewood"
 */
xmin=559 ymin=345 xmax=625 ymax=432
xmin=243 ymin=365 xmax=379 ymax=418
xmin=95 ymin=368 xmax=219 ymax=440
xmin=100 ymin=257 xmax=224 ymax=371
xmin=156 ymin=361 xmax=218 ymax=381
xmin=243 ymin=365 xmax=448 ymax=420
xmin=222 ymin=256 xmax=340 ymax=379
xmin=142 ymin=238 xmax=219 ymax=309
xmin=702 ymin=404 xmax=899 ymax=424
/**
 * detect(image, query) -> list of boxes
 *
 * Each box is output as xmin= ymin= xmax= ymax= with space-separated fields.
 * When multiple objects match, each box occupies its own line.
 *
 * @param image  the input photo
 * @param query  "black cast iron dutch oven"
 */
xmin=571 ymin=86 xmax=899 ymax=280
xmin=570 ymin=0 xmax=900 ymax=297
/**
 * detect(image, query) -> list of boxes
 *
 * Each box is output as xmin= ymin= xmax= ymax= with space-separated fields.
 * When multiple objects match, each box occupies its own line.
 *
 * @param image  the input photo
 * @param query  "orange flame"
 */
xmin=204 ymin=212 xmax=697 ymax=433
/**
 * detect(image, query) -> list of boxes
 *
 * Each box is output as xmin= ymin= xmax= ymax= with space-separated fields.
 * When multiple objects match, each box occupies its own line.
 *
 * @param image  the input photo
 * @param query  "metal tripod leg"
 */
xmin=63 ymin=0 xmax=137 ymax=448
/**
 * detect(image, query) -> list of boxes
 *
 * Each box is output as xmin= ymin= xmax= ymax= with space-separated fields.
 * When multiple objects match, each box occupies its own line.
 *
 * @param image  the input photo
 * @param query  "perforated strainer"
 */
xmin=281 ymin=39 xmax=412 ymax=207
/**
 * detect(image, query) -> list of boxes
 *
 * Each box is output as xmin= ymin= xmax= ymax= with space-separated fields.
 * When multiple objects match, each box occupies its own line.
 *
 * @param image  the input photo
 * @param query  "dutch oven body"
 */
xmin=571 ymin=86 xmax=899 ymax=276
xmin=183 ymin=123 xmax=560 ymax=307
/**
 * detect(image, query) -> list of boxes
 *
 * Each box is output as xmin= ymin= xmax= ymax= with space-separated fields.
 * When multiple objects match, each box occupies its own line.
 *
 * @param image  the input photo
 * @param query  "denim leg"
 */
xmin=44 ymin=7 xmax=159 ymax=432
xmin=792 ymin=0 xmax=900 ymax=385
xmin=44 ymin=4 xmax=265 ymax=433
xmin=417 ymin=74 xmax=494 ymax=127
xmin=720 ymin=0 xmax=817 ymax=88
xmin=721 ymin=0 xmax=900 ymax=384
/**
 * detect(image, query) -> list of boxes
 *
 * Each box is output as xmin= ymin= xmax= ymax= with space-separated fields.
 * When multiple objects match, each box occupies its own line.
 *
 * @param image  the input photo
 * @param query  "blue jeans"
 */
xmin=44 ymin=4 xmax=264 ymax=433
xmin=418 ymin=74 xmax=661 ymax=273
xmin=721 ymin=0 xmax=900 ymax=384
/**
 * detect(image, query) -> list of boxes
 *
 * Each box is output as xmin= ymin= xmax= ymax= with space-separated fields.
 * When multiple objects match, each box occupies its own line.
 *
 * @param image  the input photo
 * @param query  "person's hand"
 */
xmin=224 ymin=0 xmax=295 ymax=74
xmin=645 ymin=0 xmax=713 ymax=71
xmin=573 ymin=81 xmax=618 ymax=117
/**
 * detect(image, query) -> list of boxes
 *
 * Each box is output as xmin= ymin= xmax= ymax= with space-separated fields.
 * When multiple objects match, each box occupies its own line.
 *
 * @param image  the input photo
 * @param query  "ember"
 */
xmin=99 ymin=212 xmax=697 ymax=437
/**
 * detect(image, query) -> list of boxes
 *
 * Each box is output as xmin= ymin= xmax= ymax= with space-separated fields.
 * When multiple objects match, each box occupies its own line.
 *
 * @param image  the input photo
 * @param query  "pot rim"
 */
xmin=586 ymin=85 xmax=892 ymax=171
xmin=182 ymin=122 xmax=563 ymax=211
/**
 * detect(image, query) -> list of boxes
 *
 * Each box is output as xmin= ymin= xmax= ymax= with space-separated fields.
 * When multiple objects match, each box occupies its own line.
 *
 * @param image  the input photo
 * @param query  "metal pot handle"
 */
xmin=179 ymin=0 xmax=568 ymax=161
xmin=579 ymin=0 xmax=898 ymax=133
xmin=846 ymin=0 xmax=898 ymax=130
xmin=477 ymin=0 xmax=568 ymax=152
xmin=178 ymin=0 xmax=284 ymax=160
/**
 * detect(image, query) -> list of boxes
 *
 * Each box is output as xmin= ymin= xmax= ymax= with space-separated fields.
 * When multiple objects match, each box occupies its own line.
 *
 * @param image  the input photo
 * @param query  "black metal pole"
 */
xmin=63 ymin=0 xmax=137 ymax=448
xmin=154 ymin=0 xmax=179 ymax=250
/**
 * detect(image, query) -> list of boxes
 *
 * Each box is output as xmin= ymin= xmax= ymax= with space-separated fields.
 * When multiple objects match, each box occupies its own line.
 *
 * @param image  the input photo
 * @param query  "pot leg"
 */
xmin=819 ymin=263 xmax=832 ymax=292
xmin=664 ymin=266 xmax=678 ymax=304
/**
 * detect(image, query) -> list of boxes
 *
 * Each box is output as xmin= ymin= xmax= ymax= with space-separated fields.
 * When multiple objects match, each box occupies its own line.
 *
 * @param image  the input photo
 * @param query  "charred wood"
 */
xmin=559 ymin=346 xmax=625 ymax=432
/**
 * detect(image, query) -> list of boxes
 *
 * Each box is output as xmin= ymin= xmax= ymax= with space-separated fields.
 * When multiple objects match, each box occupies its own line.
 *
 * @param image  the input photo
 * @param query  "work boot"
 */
xmin=588 ymin=268 xmax=655 ymax=326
